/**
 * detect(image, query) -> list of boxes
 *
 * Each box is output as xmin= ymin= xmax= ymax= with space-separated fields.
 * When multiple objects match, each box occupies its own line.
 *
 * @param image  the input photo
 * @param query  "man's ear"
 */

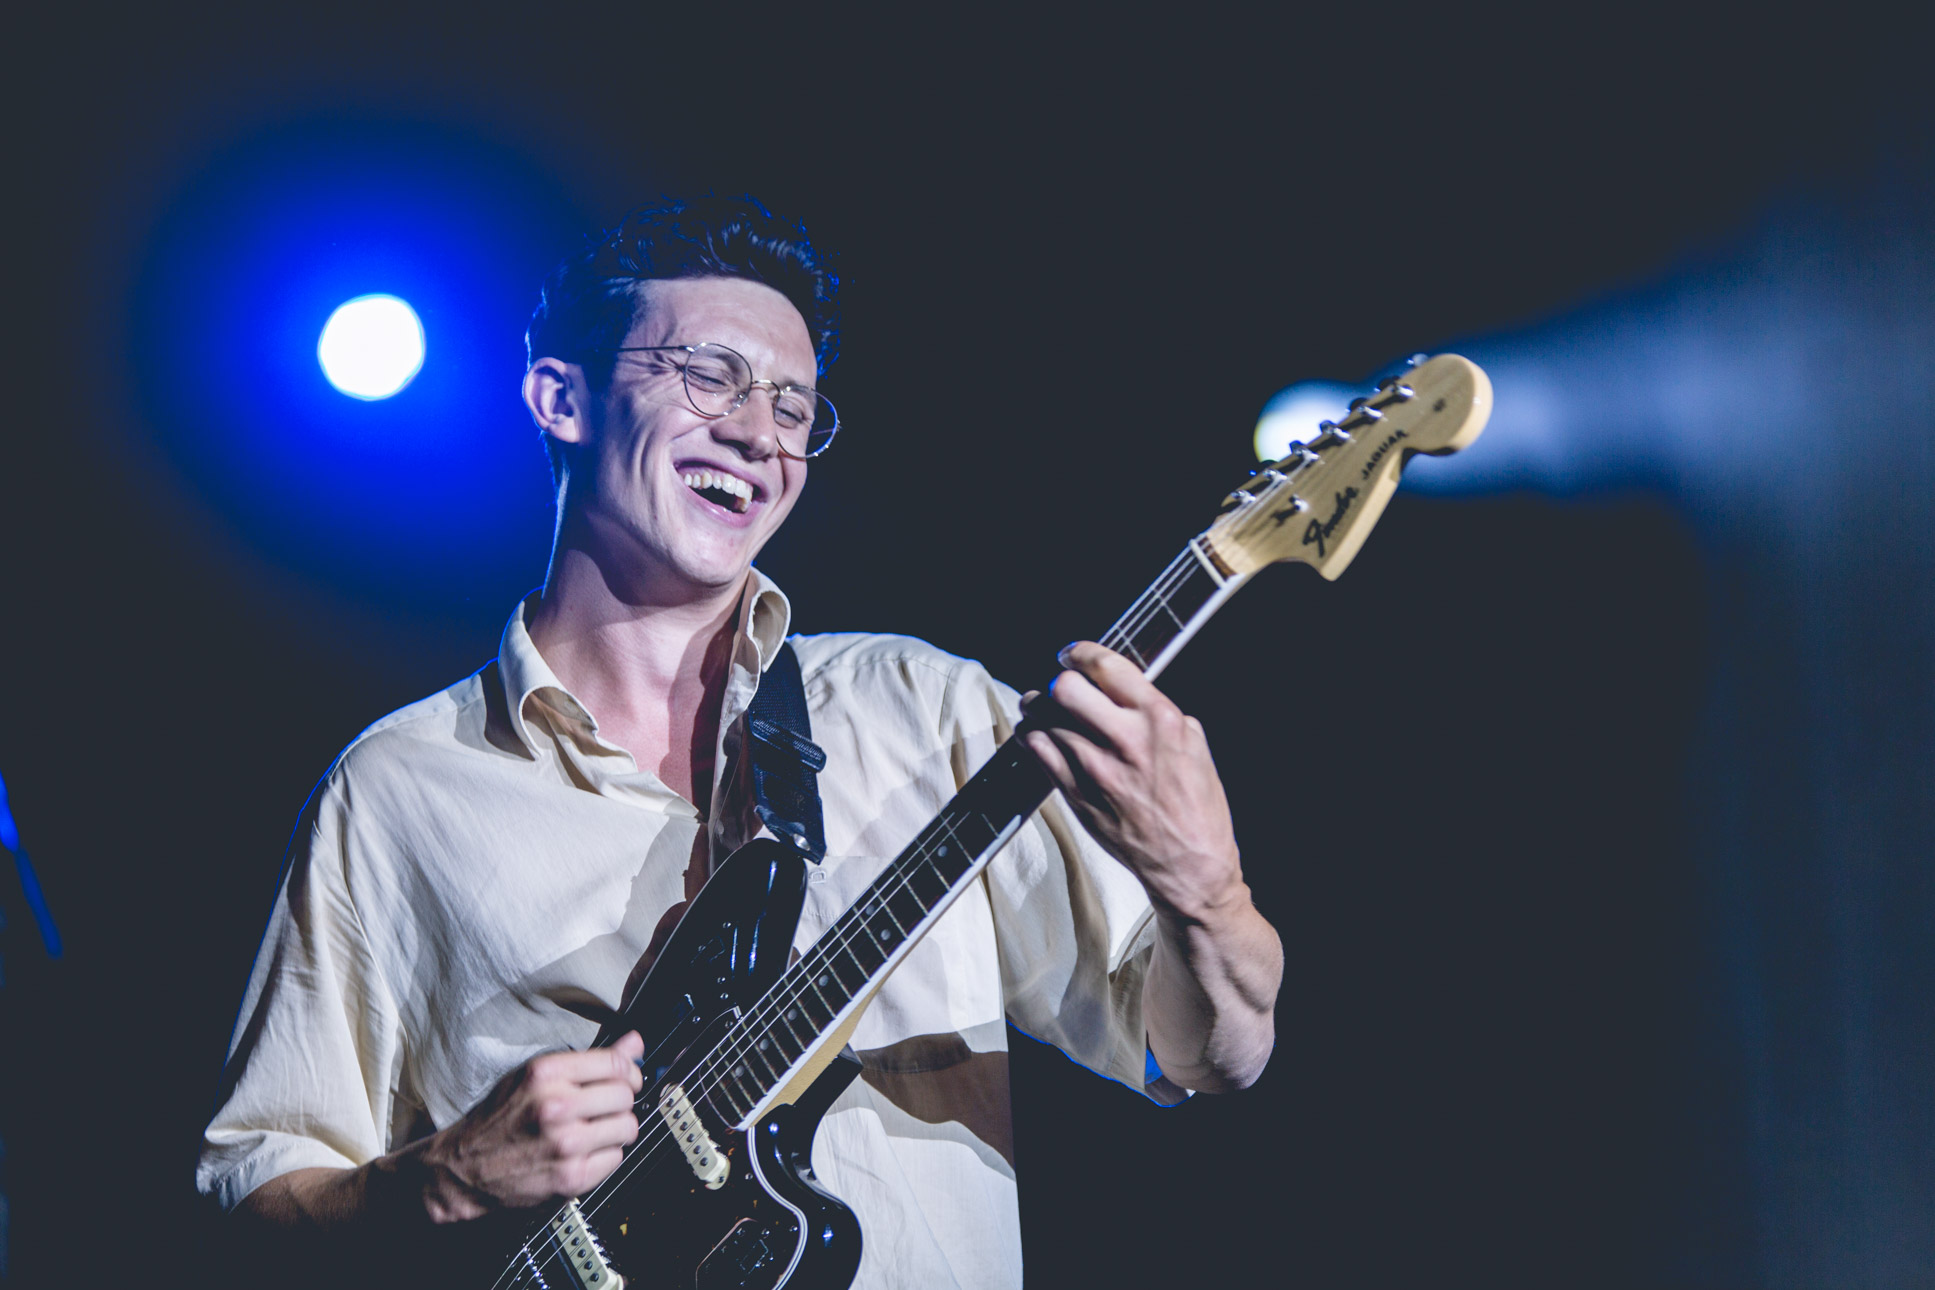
xmin=523 ymin=357 xmax=592 ymax=447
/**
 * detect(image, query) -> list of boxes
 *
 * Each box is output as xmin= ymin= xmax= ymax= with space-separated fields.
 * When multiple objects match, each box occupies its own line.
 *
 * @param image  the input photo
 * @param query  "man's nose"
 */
xmin=707 ymin=396 xmax=779 ymax=459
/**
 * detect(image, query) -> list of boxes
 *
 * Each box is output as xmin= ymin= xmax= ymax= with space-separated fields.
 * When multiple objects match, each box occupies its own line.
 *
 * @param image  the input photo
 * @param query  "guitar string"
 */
xmin=495 ymin=546 xmax=1213 ymax=1283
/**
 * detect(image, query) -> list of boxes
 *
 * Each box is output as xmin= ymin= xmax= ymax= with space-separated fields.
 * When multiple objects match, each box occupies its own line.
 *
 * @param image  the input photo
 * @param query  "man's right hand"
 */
xmin=416 ymin=1030 xmax=646 ymax=1222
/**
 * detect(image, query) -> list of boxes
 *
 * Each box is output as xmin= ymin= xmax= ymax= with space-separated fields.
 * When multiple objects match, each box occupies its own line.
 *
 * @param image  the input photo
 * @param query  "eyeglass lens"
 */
xmin=681 ymin=343 xmax=838 ymax=457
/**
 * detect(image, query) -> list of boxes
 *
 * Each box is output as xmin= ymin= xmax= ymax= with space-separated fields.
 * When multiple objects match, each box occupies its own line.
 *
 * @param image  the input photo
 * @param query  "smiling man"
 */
xmin=197 ymin=198 xmax=1283 ymax=1289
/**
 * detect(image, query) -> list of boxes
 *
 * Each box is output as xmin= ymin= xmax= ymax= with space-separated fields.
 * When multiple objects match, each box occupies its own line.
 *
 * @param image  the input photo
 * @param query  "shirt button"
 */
xmin=809 ymin=867 xmax=828 ymax=884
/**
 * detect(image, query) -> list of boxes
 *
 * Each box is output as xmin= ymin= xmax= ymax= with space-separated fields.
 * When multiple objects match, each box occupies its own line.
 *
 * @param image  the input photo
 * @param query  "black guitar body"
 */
xmin=542 ymin=839 xmax=863 ymax=1290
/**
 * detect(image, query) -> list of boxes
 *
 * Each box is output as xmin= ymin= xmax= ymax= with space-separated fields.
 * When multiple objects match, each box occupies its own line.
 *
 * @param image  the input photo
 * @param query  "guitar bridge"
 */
xmin=547 ymin=1199 xmax=624 ymax=1289
xmin=659 ymin=1083 xmax=731 ymax=1189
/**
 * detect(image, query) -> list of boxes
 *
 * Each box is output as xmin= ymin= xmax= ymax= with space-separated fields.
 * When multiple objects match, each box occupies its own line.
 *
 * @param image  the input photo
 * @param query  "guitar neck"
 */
xmin=700 ymin=536 xmax=1253 ymax=1127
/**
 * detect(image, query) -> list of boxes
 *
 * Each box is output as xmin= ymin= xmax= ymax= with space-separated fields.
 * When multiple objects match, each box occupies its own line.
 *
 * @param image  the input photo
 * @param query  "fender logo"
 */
xmin=1357 ymin=427 xmax=1408 ymax=481
xmin=1301 ymin=487 xmax=1358 ymax=558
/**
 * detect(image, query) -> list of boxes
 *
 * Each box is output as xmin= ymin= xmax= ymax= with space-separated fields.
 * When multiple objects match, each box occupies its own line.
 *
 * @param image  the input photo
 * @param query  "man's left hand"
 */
xmin=1020 ymin=641 xmax=1245 ymax=924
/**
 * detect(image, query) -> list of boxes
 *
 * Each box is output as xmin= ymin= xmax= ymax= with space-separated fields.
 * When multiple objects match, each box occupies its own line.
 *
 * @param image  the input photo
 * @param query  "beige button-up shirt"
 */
xmin=198 ymin=572 xmax=1179 ymax=1288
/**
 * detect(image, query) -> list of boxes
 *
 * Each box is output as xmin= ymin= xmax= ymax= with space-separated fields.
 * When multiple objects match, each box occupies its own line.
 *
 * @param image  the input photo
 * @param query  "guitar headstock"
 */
xmin=1205 ymin=354 xmax=1491 ymax=580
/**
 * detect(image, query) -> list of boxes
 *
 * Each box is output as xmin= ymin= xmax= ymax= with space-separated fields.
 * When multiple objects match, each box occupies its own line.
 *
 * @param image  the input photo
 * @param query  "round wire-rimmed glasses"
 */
xmin=610 ymin=341 xmax=840 ymax=459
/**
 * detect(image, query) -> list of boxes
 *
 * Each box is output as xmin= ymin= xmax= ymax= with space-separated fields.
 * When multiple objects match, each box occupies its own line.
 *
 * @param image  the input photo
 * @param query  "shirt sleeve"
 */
xmin=940 ymin=661 xmax=1190 ymax=1106
xmin=196 ymin=767 xmax=406 ymax=1209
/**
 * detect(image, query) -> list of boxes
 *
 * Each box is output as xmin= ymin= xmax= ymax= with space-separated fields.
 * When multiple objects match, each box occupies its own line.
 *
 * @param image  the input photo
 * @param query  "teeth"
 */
xmin=680 ymin=469 xmax=754 ymax=513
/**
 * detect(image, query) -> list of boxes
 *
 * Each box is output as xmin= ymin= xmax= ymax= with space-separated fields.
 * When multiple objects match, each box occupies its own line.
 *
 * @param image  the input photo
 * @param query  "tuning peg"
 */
xmin=1319 ymin=418 xmax=1352 ymax=443
xmin=1407 ymin=352 xmax=1428 ymax=367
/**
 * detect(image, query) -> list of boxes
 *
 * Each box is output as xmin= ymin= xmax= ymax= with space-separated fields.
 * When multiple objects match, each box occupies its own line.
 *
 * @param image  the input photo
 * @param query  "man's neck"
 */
xmin=526 ymin=545 xmax=746 ymax=813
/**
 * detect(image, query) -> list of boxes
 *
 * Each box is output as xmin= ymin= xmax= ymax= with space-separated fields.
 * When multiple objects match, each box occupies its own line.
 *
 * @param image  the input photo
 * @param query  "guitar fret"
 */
xmin=1101 ymin=552 xmax=1224 ymax=678
xmin=713 ymin=1084 xmax=750 ymax=1124
xmin=804 ymin=965 xmax=842 ymax=1016
xmin=906 ymin=852 xmax=952 ymax=905
xmin=847 ymin=919 xmax=889 ymax=970
xmin=868 ymin=906 xmax=905 ymax=953
xmin=794 ymin=983 xmax=836 ymax=1030
xmin=748 ymin=1034 xmax=787 ymax=1080
xmin=874 ymin=897 xmax=909 ymax=939
xmin=719 ymin=1066 xmax=757 ymax=1117
xmin=775 ymin=1003 xmax=811 ymax=1048
xmin=823 ymin=944 xmax=868 ymax=995
xmin=884 ymin=884 xmax=925 ymax=935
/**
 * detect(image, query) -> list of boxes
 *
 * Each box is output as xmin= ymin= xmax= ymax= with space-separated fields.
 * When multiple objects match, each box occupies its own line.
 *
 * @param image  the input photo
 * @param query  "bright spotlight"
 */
xmin=318 ymin=294 xmax=425 ymax=400
xmin=1254 ymin=381 xmax=1359 ymax=461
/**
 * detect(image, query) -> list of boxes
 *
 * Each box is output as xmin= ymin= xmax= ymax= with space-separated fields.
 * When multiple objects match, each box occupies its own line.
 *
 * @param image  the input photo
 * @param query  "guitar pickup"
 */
xmin=659 ymin=1083 xmax=731 ymax=1190
xmin=547 ymin=1198 xmax=624 ymax=1289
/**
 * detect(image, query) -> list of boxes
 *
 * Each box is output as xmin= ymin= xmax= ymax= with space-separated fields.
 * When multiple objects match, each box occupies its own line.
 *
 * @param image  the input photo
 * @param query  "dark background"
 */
xmin=2 ymin=6 xmax=1931 ymax=1287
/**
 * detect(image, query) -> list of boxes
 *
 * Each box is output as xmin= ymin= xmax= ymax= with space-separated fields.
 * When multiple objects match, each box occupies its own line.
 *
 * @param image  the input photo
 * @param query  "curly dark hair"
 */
xmin=526 ymin=195 xmax=841 ymax=486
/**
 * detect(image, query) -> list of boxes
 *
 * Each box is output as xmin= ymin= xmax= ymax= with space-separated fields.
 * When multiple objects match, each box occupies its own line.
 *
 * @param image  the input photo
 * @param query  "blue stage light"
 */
xmin=317 ymin=293 xmax=425 ymax=399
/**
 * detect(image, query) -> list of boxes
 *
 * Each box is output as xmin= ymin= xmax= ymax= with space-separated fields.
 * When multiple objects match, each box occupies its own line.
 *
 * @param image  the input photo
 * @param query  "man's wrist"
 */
xmin=1146 ymin=850 xmax=1252 ymax=930
xmin=372 ymin=1131 xmax=479 ymax=1227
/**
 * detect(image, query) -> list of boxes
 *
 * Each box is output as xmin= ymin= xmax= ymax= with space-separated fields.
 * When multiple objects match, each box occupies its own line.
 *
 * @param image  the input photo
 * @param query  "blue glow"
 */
xmin=0 ymin=764 xmax=19 ymax=852
xmin=0 ymin=766 xmax=61 ymax=957
xmin=128 ymin=120 xmax=579 ymax=614
xmin=1255 ymin=381 xmax=1359 ymax=461
xmin=318 ymin=293 xmax=425 ymax=399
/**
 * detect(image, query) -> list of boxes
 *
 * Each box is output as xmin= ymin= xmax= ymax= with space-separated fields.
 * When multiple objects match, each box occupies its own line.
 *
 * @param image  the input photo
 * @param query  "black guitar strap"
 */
xmin=746 ymin=640 xmax=828 ymax=863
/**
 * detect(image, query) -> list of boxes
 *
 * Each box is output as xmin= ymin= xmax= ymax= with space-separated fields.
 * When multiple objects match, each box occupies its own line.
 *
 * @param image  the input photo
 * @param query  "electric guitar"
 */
xmin=485 ymin=355 xmax=1492 ymax=1289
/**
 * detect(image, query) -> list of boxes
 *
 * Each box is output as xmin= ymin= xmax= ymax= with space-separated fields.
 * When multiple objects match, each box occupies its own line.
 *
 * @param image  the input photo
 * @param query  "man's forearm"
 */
xmin=237 ymin=1144 xmax=444 ymax=1250
xmin=1143 ymin=881 xmax=1283 ymax=1092
xmin=235 ymin=1144 xmax=518 ymax=1285
xmin=240 ymin=1151 xmax=419 ymax=1231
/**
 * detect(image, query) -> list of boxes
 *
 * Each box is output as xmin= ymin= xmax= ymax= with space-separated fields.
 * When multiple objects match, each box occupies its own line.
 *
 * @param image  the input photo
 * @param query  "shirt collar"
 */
xmin=495 ymin=570 xmax=794 ymax=760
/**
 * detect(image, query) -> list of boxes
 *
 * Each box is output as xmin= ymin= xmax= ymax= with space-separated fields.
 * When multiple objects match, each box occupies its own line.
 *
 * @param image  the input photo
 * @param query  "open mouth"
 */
xmin=680 ymin=468 xmax=755 ymax=515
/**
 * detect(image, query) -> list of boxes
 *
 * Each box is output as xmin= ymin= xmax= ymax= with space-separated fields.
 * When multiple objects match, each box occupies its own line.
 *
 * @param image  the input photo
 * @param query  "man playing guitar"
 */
xmin=198 ymin=197 xmax=1283 ymax=1288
